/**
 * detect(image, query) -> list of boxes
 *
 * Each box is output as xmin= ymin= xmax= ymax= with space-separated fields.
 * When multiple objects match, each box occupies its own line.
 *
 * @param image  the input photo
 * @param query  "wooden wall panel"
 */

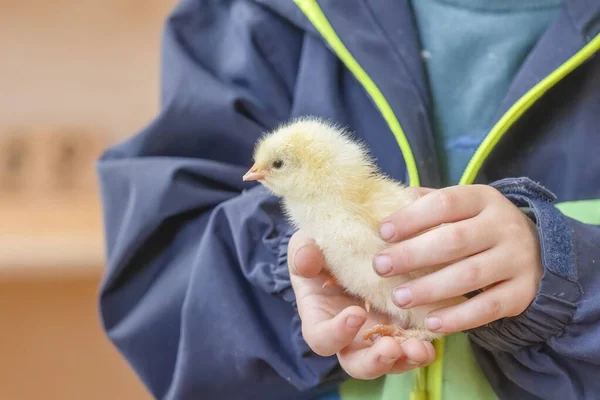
xmin=0 ymin=0 xmax=176 ymax=398
xmin=0 ymin=278 xmax=151 ymax=400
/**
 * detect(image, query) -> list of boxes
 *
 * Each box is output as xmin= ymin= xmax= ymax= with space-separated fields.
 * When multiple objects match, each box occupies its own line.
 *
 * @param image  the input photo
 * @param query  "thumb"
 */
xmin=288 ymin=230 xmax=325 ymax=279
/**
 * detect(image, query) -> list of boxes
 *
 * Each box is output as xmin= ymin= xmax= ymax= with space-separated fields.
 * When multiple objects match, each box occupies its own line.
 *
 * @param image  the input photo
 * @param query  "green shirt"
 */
xmin=411 ymin=0 xmax=561 ymax=185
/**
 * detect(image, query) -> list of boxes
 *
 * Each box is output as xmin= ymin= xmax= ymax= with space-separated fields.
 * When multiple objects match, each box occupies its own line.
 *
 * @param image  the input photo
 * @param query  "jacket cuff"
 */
xmin=466 ymin=177 xmax=581 ymax=352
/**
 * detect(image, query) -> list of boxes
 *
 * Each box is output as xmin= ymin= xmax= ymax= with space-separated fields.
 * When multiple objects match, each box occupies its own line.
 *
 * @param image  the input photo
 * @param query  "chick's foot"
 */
xmin=394 ymin=328 xmax=443 ymax=343
xmin=363 ymin=325 xmax=442 ymax=343
xmin=362 ymin=324 xmax=404 ymax=342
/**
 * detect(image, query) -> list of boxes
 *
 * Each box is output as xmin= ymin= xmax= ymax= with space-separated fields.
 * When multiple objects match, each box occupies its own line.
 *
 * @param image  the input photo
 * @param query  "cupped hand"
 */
xmin=374 ymin=184 xmax=543 ymax=333
xmin=288 ymin=230 xmax=435 ymax=380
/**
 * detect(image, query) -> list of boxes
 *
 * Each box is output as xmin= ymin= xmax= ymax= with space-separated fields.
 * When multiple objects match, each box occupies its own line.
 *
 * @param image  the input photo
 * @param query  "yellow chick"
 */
xmin=243 ymin=117 xmax=461 ymax=343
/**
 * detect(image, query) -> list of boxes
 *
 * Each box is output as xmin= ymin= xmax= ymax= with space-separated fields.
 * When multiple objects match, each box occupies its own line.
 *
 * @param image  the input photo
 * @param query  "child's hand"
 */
xmin=288 ymin=230 xmax=436 ymax=379
xmin=374 ymin=185 xmax=543 ymax=333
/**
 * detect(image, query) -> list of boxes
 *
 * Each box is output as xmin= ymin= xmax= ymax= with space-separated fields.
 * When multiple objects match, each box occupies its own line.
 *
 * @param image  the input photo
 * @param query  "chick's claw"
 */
xmin=362 ymin=324 xmax=404 ymax=343
xmin=321 ymin=276 xmax=339 ymax=289
xmin=363 ymin=325 xmax=441 ymax=344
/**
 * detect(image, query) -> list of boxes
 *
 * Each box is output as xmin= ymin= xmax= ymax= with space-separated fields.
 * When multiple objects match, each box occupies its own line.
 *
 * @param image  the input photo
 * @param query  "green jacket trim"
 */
xmin=459 ymin=34 xmax=600 ymax=186
xmin=293 ymin=0 xmax=421 ymax=187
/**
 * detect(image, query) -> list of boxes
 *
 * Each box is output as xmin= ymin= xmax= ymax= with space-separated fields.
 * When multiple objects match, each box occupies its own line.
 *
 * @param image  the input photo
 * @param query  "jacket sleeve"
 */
xmin=96 ymin=1 xmax=344 ymax=399
xmin=467 ymin=177 xmax=600 ymax=399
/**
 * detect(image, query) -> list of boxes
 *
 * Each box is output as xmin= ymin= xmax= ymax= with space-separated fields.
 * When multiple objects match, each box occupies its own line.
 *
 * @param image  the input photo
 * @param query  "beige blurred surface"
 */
xmin=1 ymin=0 xmax=172 ymax=136
xmin=0 ymin=278 xmax=151 ymax=400
xmin=0 ymin=0 xmax=176 ymax=398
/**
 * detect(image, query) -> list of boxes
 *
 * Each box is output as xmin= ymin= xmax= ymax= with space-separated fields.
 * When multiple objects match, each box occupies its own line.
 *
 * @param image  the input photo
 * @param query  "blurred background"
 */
xmin=0 ymin=0 xmax=175 ymax=398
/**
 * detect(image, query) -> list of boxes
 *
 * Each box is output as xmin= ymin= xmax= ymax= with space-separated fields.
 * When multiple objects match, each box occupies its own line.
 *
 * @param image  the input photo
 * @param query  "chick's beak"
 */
xmin=242 ymin=165 xmax=266 ymax=181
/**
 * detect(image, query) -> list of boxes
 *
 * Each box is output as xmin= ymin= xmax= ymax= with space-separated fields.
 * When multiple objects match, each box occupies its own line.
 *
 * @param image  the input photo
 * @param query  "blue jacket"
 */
xmin=97 ymin=0 xmax=600 ymax=399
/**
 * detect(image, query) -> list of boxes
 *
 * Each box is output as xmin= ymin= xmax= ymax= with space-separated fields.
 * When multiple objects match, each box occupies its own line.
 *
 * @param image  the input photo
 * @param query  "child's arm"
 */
xmin=97 ymin=1 xmax=344 ymax=399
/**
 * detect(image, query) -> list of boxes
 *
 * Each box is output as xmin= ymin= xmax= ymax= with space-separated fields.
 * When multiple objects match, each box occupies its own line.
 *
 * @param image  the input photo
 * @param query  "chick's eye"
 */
xmin=272 ymin=160 xmax=284 ymax=169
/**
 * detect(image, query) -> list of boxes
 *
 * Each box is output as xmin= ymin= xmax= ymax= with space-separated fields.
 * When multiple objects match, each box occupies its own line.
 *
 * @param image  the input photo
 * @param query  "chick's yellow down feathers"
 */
xmin=243 ymin=117 xmax=460 ymax=343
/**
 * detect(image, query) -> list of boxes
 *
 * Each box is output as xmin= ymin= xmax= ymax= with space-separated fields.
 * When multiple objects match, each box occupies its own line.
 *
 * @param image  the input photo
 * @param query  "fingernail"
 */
xmin=378 ymin=355 xmax=398 ymax=364
xmin=294 ymin=244 xmax=318 ymax=273
xmin=393 ymin=287 xmax=412 ymax=307
xmin=426 ymin=316 xmax=442 ymax=331
xmin=373 ymin=255 xmax=392 ymax=275
xmin=291 ymin=245 xmax=305 ymax=270
xmin=293 ymin=245 xmax=309 ymax=262
xmin=379 ymin=222 xmax=395 ymax=241
xmin=346 ymin=315 xmax=365 ymax=329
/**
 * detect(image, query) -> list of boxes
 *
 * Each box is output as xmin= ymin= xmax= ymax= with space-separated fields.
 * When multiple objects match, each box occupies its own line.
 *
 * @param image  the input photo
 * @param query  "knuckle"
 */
xmin=515 ymin=250 xmax=534 ymax=270
xmin=393 ymin=244 xmax=414 ymax=271
xmin=435 ymin=190 xmax=458 ymax=216
xmin=389 ymin=209 xmax=409 ymax=228
xmin=463 ymin=261 xmax=483 ymax=287
xmin=503 ymin=221 xmax=524 ymax=239
xmin=447 ymin=225 xmax=468 ymax=255
xmin=479 ymin=184 xmax=503 ymax=201
xmin=510 ymin=235 xmax=540 ymax=270
xmin=480 ymin=299 xmax=503 ymax=320
xmin=410 ymin=281 xmax=435 ymax=305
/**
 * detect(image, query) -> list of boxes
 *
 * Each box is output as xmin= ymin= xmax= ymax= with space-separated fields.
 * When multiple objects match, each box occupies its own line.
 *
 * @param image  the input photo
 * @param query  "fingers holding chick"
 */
xmin=378 ymin=185 xmax=490 ymax=243
xmin=390 ymin=248 xmax=509 ymax=310
xmin=301 ymin=305 xmax=367 ymax=357
xmin=287 ymin=229 xmax=436 ymax=377
xmin=338 ymin=337 xmax=435 ymax=379
xmin=395 ymin=339 xmax=436 ymax=370
xmin=338 ymin=337 xmax=403 ymax=379
xmin=373 ymin=216 xmax=495 ymax=278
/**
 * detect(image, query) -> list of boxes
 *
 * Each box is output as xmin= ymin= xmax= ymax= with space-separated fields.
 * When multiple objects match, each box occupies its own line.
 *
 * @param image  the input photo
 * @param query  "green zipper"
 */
xmin=459 ymin=34 xmax=600 ymax=186
xmin=293 ymin=0 xmax=420 ymax=188
xmin=292 ymin=0 xmax=600 ymax=398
